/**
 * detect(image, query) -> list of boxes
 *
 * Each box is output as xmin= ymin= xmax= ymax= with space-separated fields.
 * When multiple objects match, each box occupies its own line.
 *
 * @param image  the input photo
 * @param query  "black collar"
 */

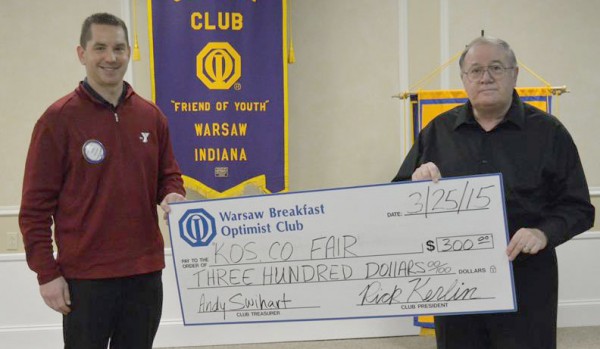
xmin=454 ymin=90 xmax=525 ymax=130
xmin=82 ymin=78 xmax=128 ymax=109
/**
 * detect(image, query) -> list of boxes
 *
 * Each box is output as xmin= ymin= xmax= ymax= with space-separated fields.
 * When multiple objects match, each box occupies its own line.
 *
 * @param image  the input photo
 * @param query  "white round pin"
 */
xmin=82 ymin=140 xmax=106 ymax=164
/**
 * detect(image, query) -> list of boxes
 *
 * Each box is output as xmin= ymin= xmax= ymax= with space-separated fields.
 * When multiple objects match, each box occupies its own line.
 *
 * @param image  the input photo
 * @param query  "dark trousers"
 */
xmin=435 ymin=250 xmax=558 ymax=349
xmin=63 ymin=271 xmax=163 ymax=349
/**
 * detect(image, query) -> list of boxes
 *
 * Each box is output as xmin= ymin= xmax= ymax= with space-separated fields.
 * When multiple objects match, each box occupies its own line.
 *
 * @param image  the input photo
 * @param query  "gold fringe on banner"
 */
xmin=287 ymin=0 xmax=295 ymax=64
xmin=132 ymin=0 xmax=141 ymax=61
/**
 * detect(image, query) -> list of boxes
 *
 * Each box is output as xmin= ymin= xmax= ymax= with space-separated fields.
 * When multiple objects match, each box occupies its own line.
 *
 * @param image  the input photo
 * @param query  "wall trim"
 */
xmin=3 ymin=188 xmax=597 ymax=218
xmin=0 ymin=253 xmax=25 ymax=261
xmin=558 ymin=299 xmax=600 ymax=328
xmin=0 ymin=323 xmax=62 ymax=333
xmin=0 ymin=206 xmax=19 ymax=217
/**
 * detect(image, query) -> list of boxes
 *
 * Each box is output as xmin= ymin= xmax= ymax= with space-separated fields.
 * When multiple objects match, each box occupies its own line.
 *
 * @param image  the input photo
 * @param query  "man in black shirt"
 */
xmin=393 ymin=37 xmax=594 ymax=348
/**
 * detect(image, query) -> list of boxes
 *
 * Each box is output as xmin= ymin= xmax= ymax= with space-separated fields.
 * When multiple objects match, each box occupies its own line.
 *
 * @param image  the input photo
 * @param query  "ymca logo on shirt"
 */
xmin=140 ymin=132 xmax=150 ymax=143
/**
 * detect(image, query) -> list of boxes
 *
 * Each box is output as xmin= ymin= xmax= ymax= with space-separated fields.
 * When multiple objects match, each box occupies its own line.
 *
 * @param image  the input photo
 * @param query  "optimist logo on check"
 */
xmin=178 ymin=209 xmax=217 ymax=247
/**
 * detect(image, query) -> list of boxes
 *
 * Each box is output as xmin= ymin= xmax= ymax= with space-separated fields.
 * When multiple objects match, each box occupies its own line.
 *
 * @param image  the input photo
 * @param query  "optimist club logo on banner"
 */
xmin=196 ymin=42 xmax=242 ymax=90
xmin=150 ymin=1 xmax=288 ymax=198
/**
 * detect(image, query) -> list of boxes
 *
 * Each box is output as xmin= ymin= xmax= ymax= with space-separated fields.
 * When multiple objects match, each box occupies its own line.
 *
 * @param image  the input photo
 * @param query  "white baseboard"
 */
xmin=558 ymin=299 xmax=600 ymax=328
xmin=153 ymin=317 xmax=419 ymax=348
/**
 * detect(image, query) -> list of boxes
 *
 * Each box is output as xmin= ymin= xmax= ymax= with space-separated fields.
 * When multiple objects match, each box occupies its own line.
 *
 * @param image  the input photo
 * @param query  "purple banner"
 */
xmin=149 ymin=0 xmax=288 ymax=197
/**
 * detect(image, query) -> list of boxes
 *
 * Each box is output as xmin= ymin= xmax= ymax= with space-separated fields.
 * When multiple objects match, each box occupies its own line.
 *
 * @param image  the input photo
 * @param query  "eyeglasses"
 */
xmin=462 ymin=64 xmax=515 ymax=81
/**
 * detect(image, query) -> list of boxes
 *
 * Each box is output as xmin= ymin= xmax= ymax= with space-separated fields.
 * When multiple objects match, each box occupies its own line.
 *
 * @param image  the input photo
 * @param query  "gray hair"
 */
xmin=458 ymin=37 xmax=517 ymax=70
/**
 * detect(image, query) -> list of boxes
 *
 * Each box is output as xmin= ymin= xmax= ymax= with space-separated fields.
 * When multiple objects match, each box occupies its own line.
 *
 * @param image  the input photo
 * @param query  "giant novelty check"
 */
xmin=167 ymin=174 xmax=516 ymax=325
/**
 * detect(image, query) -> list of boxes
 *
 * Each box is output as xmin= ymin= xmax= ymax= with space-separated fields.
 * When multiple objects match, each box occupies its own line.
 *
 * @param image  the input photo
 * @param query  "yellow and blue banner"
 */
xmin=149 ymin=0 xmax=288 ymax=198
xmin=411 ymin=87 xmax=553 ymax=143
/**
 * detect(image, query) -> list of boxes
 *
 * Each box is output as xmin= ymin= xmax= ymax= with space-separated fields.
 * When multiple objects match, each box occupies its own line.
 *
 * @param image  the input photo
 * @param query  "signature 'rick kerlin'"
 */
xmin=359 ymin=277 xmax=479 ymax=306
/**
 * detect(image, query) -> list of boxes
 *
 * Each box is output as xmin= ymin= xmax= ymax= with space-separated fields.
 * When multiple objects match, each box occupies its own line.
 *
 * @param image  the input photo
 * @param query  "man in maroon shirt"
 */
xmin=19 ymin=13 xmax=185 ymax=348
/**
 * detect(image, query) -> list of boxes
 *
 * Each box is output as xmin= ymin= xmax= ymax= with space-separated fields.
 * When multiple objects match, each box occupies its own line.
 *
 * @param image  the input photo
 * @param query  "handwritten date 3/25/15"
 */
xmin=405 ymin=181 xmax=495 ymax=217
